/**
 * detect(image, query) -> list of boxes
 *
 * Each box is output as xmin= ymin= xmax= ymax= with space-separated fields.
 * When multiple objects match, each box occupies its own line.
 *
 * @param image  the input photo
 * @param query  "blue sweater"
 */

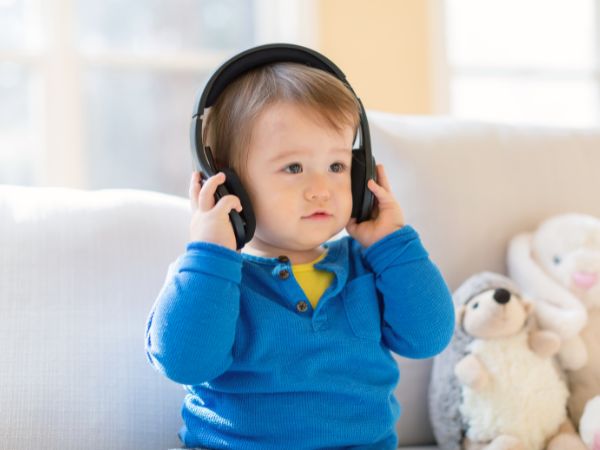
xmin=145 ymin=225 xmax=454 ymax=450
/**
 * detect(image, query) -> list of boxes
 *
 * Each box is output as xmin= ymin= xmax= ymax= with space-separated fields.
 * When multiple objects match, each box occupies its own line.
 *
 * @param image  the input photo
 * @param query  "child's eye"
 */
xmin=283 ymin=162 xmax=347 ymax=174
xmin=284 ymin=163 xmax=302 ymax=174
xmin=330 ymin=162 xmax=346 ymax=173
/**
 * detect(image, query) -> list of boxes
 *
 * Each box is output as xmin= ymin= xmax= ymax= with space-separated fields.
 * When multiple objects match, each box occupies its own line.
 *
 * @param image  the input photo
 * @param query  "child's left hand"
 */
xmin=345 ymin=164 xmax=405 ymax=248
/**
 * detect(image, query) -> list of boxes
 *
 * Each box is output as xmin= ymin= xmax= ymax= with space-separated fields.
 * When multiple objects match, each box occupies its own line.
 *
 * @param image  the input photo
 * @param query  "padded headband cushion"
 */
xmin=201 ymin=44 xmax=351 ymax=108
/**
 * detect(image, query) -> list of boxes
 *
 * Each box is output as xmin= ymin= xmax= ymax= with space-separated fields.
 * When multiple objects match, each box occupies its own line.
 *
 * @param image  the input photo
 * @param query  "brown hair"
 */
xmin=202 ymin=62 xmax=361 ymax=183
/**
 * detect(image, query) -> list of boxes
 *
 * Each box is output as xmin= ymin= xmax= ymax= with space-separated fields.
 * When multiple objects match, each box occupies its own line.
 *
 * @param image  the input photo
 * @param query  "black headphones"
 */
xmin=190 ymin=43 xmax=376 ymax=250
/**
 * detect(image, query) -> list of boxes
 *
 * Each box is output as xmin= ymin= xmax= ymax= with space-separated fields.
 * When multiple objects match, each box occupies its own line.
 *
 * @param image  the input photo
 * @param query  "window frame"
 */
xmin=0 ymin=0 xmax=317 ymax=187
xmin=430 ymin=0 xmax=600 ymax=128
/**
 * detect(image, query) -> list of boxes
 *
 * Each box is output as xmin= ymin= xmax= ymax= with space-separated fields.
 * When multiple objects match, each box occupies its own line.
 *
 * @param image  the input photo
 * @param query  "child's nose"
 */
xmin=305 ymin=187 xmax=331 ymax=201
xmin=304 ymin=176 xmax=331 ymax=201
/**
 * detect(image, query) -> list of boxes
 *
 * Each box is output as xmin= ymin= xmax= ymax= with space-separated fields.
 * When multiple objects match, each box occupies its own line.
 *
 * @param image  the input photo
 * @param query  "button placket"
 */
xmin=271 ymin=262 xmax=291 ymax=280
xmin=271 ymin=258 xmax=307 ymax=314
xmin=296 ymin=300 xmax=309 ymax=313
xmin=312 ymin=311 xmax=328 ymax=331
xmin=278 ymin=268 xmax=290 ymax=280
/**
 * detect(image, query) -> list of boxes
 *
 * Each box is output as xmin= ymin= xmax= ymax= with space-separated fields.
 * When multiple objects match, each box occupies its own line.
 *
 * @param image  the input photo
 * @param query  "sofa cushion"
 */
xmin=0 ymin=186 xmax=190 ymax=449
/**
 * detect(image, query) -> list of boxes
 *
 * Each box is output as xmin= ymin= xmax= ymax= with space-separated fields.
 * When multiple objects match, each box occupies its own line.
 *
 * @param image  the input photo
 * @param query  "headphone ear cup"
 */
xmin=350 ymin=151 xmax=364 ymax=219
xmin=220 ymin=168 xmax=256 ymax=249
xmin=351 ymin=151 xmax=376 ymax=222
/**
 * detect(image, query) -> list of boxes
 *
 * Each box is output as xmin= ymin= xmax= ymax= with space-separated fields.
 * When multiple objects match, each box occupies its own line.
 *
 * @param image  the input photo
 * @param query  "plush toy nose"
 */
xmin=493 ymin=288 xmax=511 ymax=304
xmin=573 ymin=271 xmax=598 ymax=290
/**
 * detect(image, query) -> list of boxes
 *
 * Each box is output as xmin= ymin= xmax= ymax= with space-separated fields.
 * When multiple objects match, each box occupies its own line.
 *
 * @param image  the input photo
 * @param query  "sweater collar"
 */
xmin=241 ymin=237 xmax=349 ymax=294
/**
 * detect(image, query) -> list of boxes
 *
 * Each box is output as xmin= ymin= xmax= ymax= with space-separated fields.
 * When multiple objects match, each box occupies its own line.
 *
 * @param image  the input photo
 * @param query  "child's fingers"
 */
xmin=198 ymin=172 xmax=226 ymax=212
xmin=375 ymin=164 xmax=392 ymax=191
xmin=214 ymin=194 xmax=243 ymax=217
xmin=368 ymin=179 xmax=387 ymax=197
xmin=368 ymin=165 xmax=394 ymax=203
xmin=367 ymin=179 xmax=392 ymax=209
xmin=189 ymin=171 xmax=202 ymax=210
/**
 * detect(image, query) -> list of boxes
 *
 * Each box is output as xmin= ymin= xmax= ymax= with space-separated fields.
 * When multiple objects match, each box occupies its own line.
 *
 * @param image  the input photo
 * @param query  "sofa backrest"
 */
xmin=368 ymin=111 xmax=600 ymax=445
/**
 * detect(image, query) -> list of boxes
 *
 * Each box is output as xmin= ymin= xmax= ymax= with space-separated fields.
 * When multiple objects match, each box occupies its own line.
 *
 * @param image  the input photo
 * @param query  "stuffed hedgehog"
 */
xmin=429 ymin=272 xmax=583 ymax=450
xmin=508 ymin=213 xmax=600 ymax=448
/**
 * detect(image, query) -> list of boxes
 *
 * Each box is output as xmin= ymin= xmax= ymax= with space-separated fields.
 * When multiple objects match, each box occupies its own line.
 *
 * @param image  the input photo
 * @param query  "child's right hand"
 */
xmin=189 ymin=171 xmax=243 ymax=251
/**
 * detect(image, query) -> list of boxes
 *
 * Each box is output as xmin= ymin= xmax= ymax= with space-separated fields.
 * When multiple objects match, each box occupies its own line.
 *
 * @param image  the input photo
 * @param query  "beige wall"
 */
xmin=317 ymin=0 xmax=434 ymax=115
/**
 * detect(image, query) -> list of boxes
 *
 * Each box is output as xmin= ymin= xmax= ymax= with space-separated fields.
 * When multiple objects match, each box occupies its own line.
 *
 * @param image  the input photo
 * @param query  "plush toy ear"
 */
xmin=507 ymin=231 xmax=587 ymax=339
xmin=456 ymin=304 xmax=466 ymax=328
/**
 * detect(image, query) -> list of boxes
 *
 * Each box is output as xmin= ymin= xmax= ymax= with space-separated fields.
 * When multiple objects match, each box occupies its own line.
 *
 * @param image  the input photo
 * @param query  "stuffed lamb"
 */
xmin=508 ymin=213 xmax=600 ymax=448
xmin=429 ymin=272 xmax=583 ymax=450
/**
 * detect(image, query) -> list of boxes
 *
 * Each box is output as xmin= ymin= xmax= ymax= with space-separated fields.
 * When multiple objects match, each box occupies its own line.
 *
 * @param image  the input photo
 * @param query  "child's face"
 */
xmin=242 ymin=101 xmax=354 ymax=260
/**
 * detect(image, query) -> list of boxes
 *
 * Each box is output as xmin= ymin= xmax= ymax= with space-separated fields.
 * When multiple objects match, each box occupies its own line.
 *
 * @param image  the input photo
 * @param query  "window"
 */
xmin=0 ymin=0 xmax=317 ymax=194
xmin=438 ymin=0 xmax=600 ymax=128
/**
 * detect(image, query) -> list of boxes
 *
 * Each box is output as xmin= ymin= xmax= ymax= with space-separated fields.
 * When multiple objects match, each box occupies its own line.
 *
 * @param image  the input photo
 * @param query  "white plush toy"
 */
xmin=508 ymin=213 xmax=600 ymax=449
xmin=429 ymin=272 xmax=583 ymax=450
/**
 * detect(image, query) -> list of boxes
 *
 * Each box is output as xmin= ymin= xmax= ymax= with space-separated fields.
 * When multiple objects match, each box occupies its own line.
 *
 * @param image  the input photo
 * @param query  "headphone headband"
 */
xmin=191 ymin=43 xmax=371 ymax=178
xmin=192 ymin=43 xmax=353 ymax=116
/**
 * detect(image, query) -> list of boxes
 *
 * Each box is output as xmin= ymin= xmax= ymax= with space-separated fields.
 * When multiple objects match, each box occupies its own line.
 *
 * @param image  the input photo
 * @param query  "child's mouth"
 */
xmin=304 ymin=212 xmax=332 ymax=220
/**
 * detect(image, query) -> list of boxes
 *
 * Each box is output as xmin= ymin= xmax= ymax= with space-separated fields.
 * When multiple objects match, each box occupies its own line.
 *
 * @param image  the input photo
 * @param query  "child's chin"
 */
xmin=317 ymin=227 xmax=348 ymax=243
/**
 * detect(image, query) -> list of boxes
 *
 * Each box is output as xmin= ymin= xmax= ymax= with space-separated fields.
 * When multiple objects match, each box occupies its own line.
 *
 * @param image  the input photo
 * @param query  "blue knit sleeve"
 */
xmin=361 ymin=226 xmax=455 ymax=359
xmin=145 ymin=241 xmax=243 ymax=385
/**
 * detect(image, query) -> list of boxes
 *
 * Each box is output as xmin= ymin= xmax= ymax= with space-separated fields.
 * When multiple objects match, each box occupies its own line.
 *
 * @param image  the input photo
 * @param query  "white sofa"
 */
xmin=2 ymin=111 xmax=600 ymax=450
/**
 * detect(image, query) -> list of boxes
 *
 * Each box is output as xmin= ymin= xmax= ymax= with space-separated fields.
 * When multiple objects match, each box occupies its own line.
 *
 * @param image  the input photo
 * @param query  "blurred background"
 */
xmin=1 ymin=0 xmax=599 ymax=196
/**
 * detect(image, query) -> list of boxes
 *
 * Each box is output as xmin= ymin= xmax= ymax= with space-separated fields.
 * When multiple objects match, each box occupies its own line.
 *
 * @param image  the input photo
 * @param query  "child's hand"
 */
xmin=189 ymin=171 xmax=243 ymax=251
xmin=345 ymin=164 xmax=405 ymax=248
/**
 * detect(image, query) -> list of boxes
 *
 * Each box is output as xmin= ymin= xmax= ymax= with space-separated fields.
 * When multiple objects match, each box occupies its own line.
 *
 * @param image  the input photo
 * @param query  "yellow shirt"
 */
xmin=291 ymin=251 xmax=334 ymax=309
